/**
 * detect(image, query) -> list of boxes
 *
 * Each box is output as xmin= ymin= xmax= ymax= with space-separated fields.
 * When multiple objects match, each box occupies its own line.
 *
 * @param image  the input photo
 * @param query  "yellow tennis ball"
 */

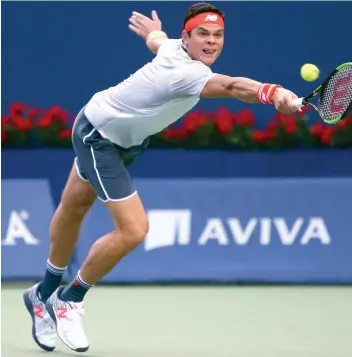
xmin=300 ymin=63 xmax=320 ymax=82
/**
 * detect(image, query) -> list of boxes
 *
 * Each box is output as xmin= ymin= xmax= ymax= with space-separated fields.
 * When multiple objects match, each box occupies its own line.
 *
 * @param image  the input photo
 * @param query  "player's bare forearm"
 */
xmin=201 ymin=75 xmax=261 ymax=102
xmin=225 ymin=77 xmax=262 ymax=103
xmin=201 ymin=74 xmax=299 ymax=114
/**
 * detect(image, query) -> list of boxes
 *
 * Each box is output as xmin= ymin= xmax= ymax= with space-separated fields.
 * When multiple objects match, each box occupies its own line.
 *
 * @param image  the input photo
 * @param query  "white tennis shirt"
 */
xmin=84 ymin=39 xmax=218 ymax=148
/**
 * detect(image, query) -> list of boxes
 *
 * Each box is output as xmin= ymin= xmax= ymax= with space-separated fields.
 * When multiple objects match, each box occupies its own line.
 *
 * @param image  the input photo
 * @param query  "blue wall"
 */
xmin=3 ymin=148 xmax=352 ymax=214
xmin=2 ymin=1 xmax=351 ymax=125
xmin=3 ymin=175 xmax=352 ymax=283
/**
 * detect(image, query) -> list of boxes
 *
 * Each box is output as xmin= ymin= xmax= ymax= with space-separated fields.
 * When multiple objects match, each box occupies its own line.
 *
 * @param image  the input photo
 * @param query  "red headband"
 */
xmin=184 ymin=12 xmax=224 ymax=32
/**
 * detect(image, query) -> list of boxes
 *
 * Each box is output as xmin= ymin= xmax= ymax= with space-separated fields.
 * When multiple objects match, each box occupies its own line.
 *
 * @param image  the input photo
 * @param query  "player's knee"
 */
xmin=121 ymin=217 xmax=149 ymax=247
xmin=60 ymin=194 xmax=93 ymax=219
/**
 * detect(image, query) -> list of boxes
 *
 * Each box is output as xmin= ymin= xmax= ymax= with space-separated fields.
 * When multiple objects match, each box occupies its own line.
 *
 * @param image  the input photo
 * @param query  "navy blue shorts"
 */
xmin=72 ymin=107 xmax=149 ymax=202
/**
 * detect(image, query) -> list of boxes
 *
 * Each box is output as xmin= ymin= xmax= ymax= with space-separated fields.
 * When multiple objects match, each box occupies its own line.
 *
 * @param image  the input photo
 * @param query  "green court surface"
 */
xmin=2 ymin=284 xmax=352 ymax=357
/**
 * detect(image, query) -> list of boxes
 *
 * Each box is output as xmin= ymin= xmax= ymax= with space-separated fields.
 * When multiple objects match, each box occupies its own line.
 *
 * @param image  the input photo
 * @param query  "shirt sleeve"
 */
xmin=170 ymin=62 xmax=219 ymax=98
xmin=157 ymin=39 xmax=173 ymax=56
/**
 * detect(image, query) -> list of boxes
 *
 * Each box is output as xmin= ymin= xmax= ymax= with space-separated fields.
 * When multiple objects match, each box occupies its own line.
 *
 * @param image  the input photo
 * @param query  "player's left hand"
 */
xmin=272 ymin=88 xmax=300 ymax=115
xmin=128 ymin=10 xmax=162 ymax=41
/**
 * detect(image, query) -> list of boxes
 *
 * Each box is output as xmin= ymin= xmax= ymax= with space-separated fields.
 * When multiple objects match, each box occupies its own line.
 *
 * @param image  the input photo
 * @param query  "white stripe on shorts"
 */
xmin=74 ymin=157 xmax=89 ymax=182
xmin=90 ymin=146 xmax=137 ymax=202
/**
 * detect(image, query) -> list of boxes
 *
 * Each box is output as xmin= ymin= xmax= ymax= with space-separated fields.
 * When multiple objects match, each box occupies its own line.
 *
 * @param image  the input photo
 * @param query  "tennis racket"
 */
xmin=293 ymin=62 xmax=352 ymax=124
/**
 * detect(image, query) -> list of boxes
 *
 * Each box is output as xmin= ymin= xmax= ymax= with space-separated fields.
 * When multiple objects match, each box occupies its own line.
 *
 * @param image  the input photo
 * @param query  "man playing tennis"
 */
xmin=23 ymin=2 xmax=299 ymax=352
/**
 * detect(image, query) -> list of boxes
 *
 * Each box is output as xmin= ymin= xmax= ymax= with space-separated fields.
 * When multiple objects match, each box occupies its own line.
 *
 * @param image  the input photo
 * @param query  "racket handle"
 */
xmin=293 ymin=98 xmax=304 ymax=108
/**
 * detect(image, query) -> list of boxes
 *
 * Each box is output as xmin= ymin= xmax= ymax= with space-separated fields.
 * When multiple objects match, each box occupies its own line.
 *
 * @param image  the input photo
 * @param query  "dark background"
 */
xmin=2 ymin=1 xmax=350 ymax=126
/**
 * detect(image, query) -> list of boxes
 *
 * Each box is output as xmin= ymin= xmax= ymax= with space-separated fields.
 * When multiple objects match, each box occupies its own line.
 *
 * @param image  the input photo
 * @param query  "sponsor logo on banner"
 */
xmin=145 ymin=210 xmax=331 ymax=251
xmin=2 ymin=210 xmax=39 ymax=246
xmin=1 ymin=179 xmax=55 ymax=279
xmin=145 ymin=210 xmax=192 ymax=251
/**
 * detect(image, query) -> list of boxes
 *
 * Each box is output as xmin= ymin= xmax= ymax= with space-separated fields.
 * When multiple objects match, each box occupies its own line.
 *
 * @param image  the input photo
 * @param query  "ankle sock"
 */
xmin=59 ymin=271 xmax=94 ymax=302
xmin=38 ymin=260 xmax=67 ymax=302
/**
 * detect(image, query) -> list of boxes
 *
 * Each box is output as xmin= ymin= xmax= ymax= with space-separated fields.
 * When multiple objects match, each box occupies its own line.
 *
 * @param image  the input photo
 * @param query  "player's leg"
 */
xmin=75 ymin=192 xmax=148 ymax=284
xmin=40 ymin=161 xmax=96 ymax=300
xmin=46 ymin=196 xmax=148 ymax=352
xmin=23 ymin=160 xmax=96 ymax=351
xmin=45 ymin=108 xmax=149 ymax=352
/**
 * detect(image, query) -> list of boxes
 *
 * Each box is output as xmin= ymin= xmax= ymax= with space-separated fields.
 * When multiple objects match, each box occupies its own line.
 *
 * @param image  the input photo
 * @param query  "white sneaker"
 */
xmin=23 ymin=283 xmax=57 ymax=351
xmin=46 ymin=287 xmax=89 ymax=352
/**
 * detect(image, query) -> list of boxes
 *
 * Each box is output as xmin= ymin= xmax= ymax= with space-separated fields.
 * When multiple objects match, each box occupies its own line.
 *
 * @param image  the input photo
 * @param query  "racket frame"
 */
xmin=297 ymin=62 xmax=352 ymax=124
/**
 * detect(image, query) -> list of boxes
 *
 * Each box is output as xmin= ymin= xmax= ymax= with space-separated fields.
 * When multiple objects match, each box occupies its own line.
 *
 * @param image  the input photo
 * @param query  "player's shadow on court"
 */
xmin=19 ymin=345 xmax=187 ymax=357
xmin=20 ymin=349 xmax=158 ymax=357
xmin=17 ymin=347 xmax=101 ymax=357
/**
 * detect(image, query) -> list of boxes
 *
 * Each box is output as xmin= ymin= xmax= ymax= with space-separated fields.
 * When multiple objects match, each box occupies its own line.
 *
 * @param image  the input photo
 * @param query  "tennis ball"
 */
xmin=300 ymin=63 xmax=320 ymax=82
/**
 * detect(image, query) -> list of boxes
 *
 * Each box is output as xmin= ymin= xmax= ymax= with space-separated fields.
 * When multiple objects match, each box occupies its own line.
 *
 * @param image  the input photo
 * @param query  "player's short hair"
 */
xmin=183 ymin=2 xmax=225 ymax=35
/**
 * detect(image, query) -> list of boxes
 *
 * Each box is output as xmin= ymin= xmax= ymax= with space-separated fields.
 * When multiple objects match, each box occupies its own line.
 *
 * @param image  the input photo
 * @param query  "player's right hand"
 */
xmin=272 ymin=87 xmax=300 ymax=115
xmin=128 ymin=10 xmax=162 ymax=41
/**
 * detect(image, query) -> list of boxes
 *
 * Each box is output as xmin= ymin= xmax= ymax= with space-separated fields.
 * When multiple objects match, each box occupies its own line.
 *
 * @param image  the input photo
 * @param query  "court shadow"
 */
xmin=14 ymin=346 xmax=101 ymax=357
xmin=12 ymin=344 xmax=193 ymax=357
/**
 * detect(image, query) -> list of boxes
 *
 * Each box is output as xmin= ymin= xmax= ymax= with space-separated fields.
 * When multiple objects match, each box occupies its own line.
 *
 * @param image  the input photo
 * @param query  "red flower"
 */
xmin=206 ymin=112 xmax=219 ymax=122
xmin=265 ymin=129 xmax=276 ymax=140
xmin=321 ymin=127 xmax=335 ymax=146
xmin=252 ymin=130 xmax=268 ymax=143
xmin=275 ymin=113 xmax=297 ymax=134
xmin=217 ymin=117 xmax=234 ymax=135
xmin=182 ymin=112 xmax=206 ymax=133
xmin=48 ymin=106 xmax=63 ymax=116
xmin=171 ymin=128 xmax=188 ymax=139
xmin=60 ymin=111 xmax=69 ymax=125
xmin=283 ymin=121 xmax=297 ymax=134
xmin=10 ymin=102 xmax=26 ymax=117
xmin=214 ymin=106 xmax=235 ymax=135
xmin=28 ymin=108 xmax=41 ymax=119
xmin=274 ymin=113 xmax=295 ymax=123
xmin=12 ymin=116 xmax=33 ymax=131
xmin=43 ymin=106 xmax=68 ymax=125
xmin=1 ymin=115 xmax=11 ymax=127
xmin=163 ymin=128 xmax=188 ymax=139
xmin=236 ymin=108 xmax=255 ymax=127
xmin=310 ymin=122 xmax=325 ymax=138
xmin=336 ymin=115 xmax=352 ymax=129
xmin=218 ymin=106 xmax=235 ymax=122
xmin=162 ymin=129 xmax=172 ymax=139
xmin=38 ymin=115 xmax=54 ymax=129
xmin=267 ymin=120 xmax=278 ymax=136
xmin=59 ymin=128 xmax=72 ymax=139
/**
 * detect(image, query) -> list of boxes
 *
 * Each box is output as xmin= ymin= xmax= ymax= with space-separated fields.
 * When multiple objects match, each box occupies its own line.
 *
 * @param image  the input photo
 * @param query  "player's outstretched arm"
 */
xmin=200 ymin=75 xmax=299 ymax=115
xmin=128 ymin=10 xmax=168 ymax=55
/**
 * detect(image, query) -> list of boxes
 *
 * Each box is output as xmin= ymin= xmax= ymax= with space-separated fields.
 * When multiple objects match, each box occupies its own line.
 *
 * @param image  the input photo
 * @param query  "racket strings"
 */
xmin=319 ymin=66 xmax=352 ymax=121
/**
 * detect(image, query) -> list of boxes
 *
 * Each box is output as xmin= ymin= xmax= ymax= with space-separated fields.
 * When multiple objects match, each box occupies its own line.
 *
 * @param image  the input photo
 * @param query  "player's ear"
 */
xmin=181 ymin=30 xmax=189 ymax=46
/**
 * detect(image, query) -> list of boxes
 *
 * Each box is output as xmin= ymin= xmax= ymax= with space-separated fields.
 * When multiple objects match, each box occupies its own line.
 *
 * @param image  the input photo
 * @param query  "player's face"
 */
xmin=182 ymin=24 xmax=224 ymax=66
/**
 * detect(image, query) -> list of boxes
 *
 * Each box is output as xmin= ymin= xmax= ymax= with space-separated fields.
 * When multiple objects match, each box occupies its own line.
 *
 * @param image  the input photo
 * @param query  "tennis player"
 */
xmin=23 ymin=2 xmax=299 ymax=352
